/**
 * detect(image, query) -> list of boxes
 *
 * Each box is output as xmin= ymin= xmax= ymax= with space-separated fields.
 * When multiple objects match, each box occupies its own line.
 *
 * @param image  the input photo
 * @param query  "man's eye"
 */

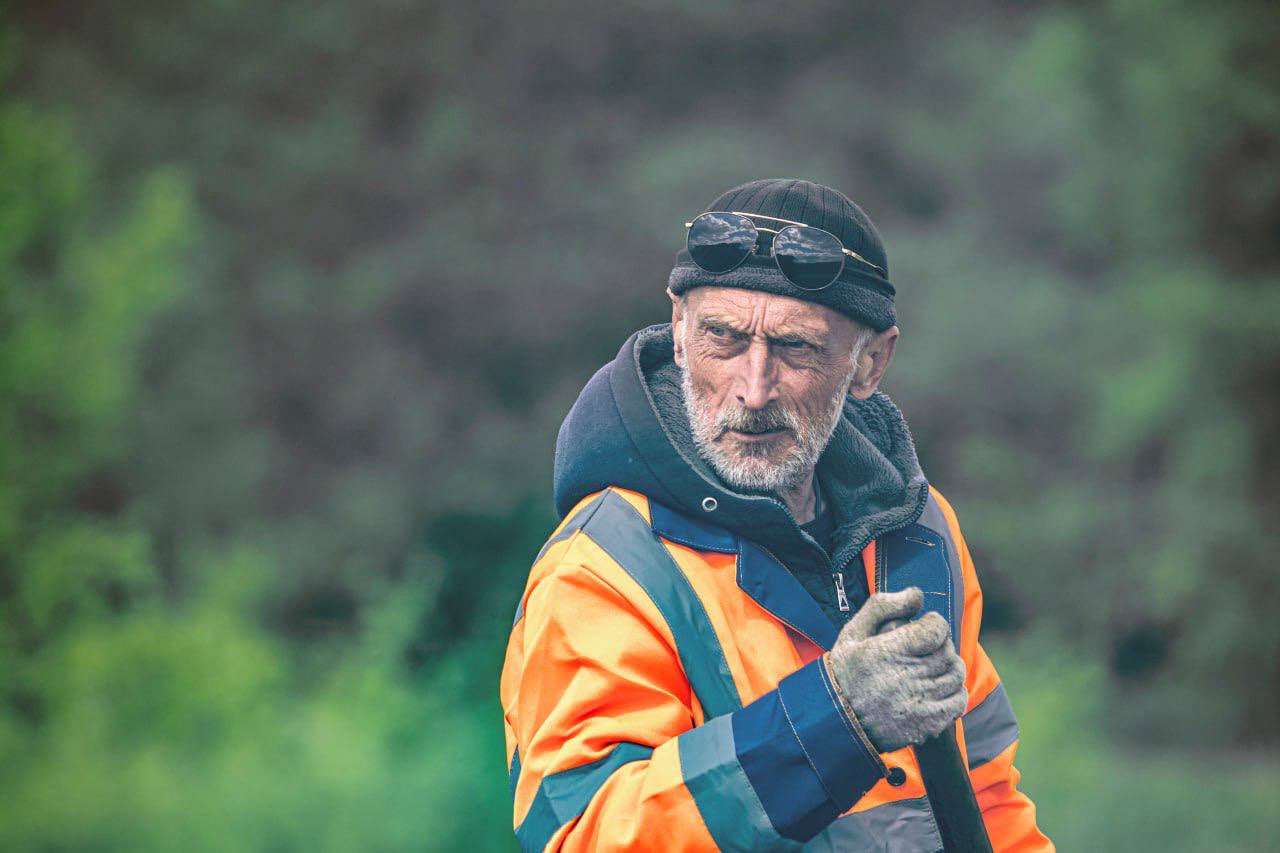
xmin=779 ymin=339 xmax=810 ymax=350
xmin=706 ymin=325 xmax=729 ymax=338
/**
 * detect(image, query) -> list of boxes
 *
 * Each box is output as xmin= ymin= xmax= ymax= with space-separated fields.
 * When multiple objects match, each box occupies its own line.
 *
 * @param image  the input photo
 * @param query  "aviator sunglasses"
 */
xmin=684 ymin=211 xmax=886 ymax=291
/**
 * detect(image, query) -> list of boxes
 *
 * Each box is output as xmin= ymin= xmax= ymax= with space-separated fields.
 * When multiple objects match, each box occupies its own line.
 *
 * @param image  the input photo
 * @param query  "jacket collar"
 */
xmin=649 ymin=490 xmax=842 ymax=648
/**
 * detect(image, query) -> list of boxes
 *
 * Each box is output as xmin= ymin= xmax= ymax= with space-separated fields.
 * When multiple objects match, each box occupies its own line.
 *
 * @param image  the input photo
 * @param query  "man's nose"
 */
xmin=734 ymin=340 xmax=778 ymax=410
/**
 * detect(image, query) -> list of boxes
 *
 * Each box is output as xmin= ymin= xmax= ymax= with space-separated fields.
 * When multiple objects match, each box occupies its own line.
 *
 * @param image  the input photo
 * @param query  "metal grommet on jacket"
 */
xmin=886 ymin=766 xmax=907 ymax=787
xmin=701 ymin=496 xmax=718 ymax=512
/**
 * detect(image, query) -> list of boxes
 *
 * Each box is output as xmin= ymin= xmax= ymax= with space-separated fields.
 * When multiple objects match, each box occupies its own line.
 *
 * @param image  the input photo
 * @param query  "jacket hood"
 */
xmin=553 ymin=323 xmax=929 ymax=574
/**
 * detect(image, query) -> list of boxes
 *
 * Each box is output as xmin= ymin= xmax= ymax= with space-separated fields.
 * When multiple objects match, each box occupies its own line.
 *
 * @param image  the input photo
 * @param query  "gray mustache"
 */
xmin=717 ymin=405 xmax=799 ymax=435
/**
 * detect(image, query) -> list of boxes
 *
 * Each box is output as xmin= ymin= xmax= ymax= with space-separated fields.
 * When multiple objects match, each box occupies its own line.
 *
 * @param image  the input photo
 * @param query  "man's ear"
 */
xmin=848 ymin=325 xmax=899 ymax=400
xmin=668 ymin=287 xmax=686 ymax=368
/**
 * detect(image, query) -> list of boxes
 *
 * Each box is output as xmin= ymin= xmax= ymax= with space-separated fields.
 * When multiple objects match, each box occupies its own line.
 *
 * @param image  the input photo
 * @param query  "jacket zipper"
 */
xmin=833 ymin=572 xmax=851 ymax=612
xmin=775 ymin=483 xmax=931 ymax=615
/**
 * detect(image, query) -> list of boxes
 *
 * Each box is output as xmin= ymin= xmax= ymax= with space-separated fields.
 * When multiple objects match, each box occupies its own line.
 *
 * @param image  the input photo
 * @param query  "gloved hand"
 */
xmin=824 ymin=587 xmax=967 ymax=754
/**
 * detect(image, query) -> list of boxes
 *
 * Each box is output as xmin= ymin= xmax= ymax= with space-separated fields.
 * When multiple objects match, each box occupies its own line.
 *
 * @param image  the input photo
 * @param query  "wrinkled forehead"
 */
xmin=685 ymin=286 xmax=843 ymax=338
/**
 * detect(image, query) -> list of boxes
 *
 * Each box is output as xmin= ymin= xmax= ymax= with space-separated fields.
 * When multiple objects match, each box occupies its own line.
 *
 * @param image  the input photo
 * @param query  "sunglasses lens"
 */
xmin=774 ymin=225 xmax=844 ymax=290
xmin=687 ymin=213 xmax=758 ymax=273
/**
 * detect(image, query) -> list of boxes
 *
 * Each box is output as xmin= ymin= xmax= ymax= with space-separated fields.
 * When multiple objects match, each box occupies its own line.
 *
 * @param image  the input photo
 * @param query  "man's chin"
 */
xmin=714 ymin=462 xmax=799 ymax=495
xmin=709 ymin=447 xmax=798 ymax=490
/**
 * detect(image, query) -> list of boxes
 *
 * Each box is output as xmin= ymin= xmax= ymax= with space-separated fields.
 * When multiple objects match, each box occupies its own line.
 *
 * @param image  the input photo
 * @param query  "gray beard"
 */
xmin=679 ymin=362 xmax=853 ymax=496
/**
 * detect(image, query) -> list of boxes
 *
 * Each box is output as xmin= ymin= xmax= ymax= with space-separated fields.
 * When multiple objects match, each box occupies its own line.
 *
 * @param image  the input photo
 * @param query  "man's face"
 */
xmin=671 ymin=286 xmax=883 ymax=495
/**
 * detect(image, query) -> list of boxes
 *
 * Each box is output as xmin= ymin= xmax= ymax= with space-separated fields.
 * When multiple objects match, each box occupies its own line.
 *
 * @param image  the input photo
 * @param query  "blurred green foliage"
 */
xmin=1 ymin=0 xmax=1279 ymax=848
xmin=992 ymin=636 xmax=1280 ymax=851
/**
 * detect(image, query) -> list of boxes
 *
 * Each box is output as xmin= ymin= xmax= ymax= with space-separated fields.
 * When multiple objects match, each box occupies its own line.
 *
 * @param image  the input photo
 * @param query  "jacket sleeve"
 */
xmin=932 ymin=487 xmax=1055 ymax=853
xmin=503 ymin=541 xmax=887 ymax=852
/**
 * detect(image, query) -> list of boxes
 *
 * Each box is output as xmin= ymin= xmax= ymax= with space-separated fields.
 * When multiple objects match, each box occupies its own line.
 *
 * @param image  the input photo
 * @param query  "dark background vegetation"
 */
xmin=2 ymin=0 xmax=1278 ymax=848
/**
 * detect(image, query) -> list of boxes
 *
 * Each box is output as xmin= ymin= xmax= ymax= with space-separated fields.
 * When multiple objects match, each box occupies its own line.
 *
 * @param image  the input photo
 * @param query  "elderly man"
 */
xmin=500 ymin=179 xmax=1052 ymax=851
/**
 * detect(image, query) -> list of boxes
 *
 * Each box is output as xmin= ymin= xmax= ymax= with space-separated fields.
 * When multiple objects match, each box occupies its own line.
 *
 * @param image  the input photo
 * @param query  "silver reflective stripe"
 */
xmin=534 ymin=492 xmax=608 ymax=565
xmin=581 ymin=490 xmax=743 ymax=719
xmin=802 ymin=797 xmax=943 ymax=852
xmin=678 ymin=714 xmax=800 ymax=852
xmin=963 ymin=682 xmax=1020 ymax=769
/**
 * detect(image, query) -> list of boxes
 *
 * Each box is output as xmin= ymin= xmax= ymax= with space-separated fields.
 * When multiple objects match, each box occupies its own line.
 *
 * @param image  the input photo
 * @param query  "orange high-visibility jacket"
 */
xmin=501 ymin=325 xmax=1052 ymax=851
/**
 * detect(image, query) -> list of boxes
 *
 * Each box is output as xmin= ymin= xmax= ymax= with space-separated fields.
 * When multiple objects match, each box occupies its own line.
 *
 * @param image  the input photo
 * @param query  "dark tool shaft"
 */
xmin=914 ymin=727 xmax=993 ymax=852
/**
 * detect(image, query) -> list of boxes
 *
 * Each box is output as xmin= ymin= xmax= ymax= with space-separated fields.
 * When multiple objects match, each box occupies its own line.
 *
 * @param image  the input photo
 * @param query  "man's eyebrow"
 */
xmin=696 ymin=314 xmax=826 ymax=346
xmin=770 ymin=328 xmax=825 ymax=346
xmin=697 ymin=314 xmax=748 ymax=334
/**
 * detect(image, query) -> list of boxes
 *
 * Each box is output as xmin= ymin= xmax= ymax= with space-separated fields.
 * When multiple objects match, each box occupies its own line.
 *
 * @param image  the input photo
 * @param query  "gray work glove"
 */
xmin=825 ymin=587 xmax=968 ymax=754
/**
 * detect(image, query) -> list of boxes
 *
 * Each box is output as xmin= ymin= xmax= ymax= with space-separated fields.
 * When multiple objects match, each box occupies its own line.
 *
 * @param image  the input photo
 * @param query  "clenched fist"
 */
xmin=824 ymin=587 xmax=967 ymax=753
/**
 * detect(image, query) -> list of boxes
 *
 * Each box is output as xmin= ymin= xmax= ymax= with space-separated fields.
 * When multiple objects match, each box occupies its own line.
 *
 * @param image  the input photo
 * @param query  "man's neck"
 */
xmin=781 ymin=470 xmax=819 ymax=525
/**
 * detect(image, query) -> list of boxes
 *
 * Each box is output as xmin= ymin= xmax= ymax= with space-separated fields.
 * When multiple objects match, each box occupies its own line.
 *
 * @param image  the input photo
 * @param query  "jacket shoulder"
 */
xmin=537 ymin=487 xmax=655 ymax=563
xmin=924 ymin=484 xmax=968 ymax=546
xmin=518 ymin=486 xmax=659 ymax=616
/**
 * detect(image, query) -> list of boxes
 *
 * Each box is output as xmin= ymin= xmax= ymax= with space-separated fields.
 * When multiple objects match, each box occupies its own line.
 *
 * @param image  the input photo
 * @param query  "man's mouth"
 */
xmin=725 ymin=427 xmax=789 ymax=441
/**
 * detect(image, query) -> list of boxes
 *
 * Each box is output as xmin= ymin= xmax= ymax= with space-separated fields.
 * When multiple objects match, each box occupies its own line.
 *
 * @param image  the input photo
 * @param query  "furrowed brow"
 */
xmin=769 ymin=328 xmax=825 ymax=347
xmin=697 ymin=314 xmax=827 ymax=346
xmin=697 ymin=314 xmax=749 ymax=334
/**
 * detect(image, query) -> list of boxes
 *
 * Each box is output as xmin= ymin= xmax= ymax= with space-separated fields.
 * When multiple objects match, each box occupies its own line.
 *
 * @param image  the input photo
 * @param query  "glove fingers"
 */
xmin=910 ymin=647 xmax=957 ymax=677
xmin=913 ymin=692 xmax=970 ymax=743
xmin=922 ymin=665 xmax=966 ymax=700
xmin=939 ymin=690 xmax=969 ymax=723
xmin=877 ymin=611 xmax=949 ymax=657
xmin=844 ymin=587 xmax=924 ymax=641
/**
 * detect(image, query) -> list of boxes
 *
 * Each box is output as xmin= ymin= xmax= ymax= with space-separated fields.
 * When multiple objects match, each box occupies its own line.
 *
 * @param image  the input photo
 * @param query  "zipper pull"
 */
xmin=833 ymin=571 xmax=851 ymax=612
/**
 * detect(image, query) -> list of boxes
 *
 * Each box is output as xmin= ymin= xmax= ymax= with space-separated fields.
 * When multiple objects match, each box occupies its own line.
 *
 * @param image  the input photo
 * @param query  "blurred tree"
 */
xmin=9 ymin=0 xmax=1279 ymax=744
xmin=0 ymin=96 xmax=189 ymax=650
xmin=0 ymin=72 xmax=515 ymax=850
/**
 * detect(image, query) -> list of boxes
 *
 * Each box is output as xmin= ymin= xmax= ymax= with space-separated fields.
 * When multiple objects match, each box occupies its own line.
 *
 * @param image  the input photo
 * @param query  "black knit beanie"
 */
xmin=667 ymin=178 xmax=896 ymax=331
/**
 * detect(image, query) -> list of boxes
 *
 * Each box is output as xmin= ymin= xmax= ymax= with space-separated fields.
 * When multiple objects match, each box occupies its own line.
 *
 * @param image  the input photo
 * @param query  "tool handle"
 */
xmin=915 ymin=727 xmax=993 ymax=853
